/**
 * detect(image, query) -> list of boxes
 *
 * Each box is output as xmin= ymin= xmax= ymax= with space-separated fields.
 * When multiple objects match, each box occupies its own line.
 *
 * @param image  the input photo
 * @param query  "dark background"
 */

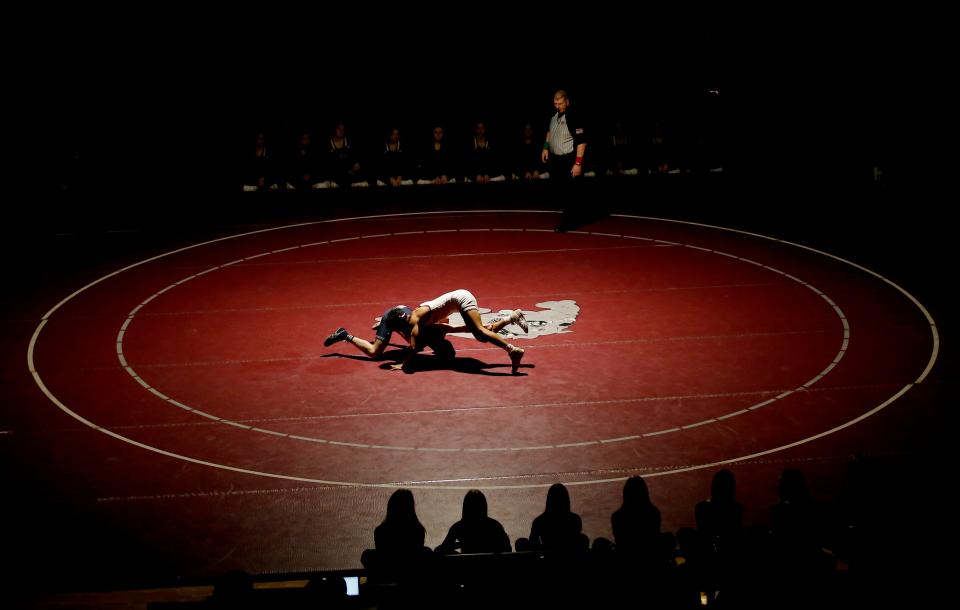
xmin=3 ymin=8 xmax=956 ymax=603
xmin=23 ymin=7 xmax=942 ymax=199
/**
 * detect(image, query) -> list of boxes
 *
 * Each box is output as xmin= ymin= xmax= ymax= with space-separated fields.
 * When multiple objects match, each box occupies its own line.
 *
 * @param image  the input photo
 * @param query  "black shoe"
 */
xmin=324 ymin=327 xmax=349 ymax=347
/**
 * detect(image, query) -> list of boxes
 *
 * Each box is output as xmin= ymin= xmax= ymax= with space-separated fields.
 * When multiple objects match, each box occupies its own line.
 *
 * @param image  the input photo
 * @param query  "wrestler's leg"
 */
xmin=462 ymin=310 xmax=510 ymax=347
xmin=463 ymin=310 xmax=524 ymax=373
xmin=416 ymin=325 xmax=455 ymax=361
xmin=347 ymin=336 xmax=388 ymax=358
xmin=487 ymin=316 xmax=514 ymax=333
xmin=438 ymin=316 xmax=512 ymax=335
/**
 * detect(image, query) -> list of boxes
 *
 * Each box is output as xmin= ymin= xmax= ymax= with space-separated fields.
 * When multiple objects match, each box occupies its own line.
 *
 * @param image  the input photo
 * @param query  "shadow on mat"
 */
xmin=323 ymin=348 xmax=532 ymax=376
xmin=554 ymin=207 xmax=610 ymax=233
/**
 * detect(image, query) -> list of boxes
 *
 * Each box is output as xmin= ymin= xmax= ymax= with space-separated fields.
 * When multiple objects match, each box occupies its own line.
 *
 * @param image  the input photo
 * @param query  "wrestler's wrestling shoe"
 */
xmin=323 ymin=327 xmax=349 ymax=347
xmin=509 ymin=346 xmax=525 ymax=374
xmin=509 ymin=309 xmax=529 ymax=333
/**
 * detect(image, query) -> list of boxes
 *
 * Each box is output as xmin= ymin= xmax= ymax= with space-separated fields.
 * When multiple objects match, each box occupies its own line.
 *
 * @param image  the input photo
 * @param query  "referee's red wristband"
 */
xmin=574 ymin=156 xmax=583 ymax=166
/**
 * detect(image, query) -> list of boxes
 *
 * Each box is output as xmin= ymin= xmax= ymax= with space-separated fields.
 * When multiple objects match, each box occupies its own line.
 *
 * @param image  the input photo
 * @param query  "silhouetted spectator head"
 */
xmin=432 ymin=126 xmax=444 ymax=143
xmin=333 ymin=123 xmax=347 ymax=139
xmin=778 ymin=469 xmax=810 ymax=504
xmin=387 ymin=128 xmax=401 ymax=144
xmin=711 ymin=469 xmax=736 ymax=503
xmin=474 ymin=122 xmax=486 ymax=138
xmin=462 ymin=489 xmax=488 ymax=521
xmin=211 ymin=569 xmax=253 ymax=607
xmin=622 ymin=476 xmax=651 ymax=509
xmin=386 ymin=488 xmax=419 ymax=524
xmin=591 ymin=536 xmax=615 ymax=554
xmin=545 ymin=483 xmax=571 ymax=514
xmin=523 ymin=123 xmax=534 ymax=139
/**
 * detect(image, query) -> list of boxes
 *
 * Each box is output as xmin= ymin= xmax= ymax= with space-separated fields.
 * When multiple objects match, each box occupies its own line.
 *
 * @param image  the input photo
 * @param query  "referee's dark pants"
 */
xmin=548 ymin=153 xmax=581 ymax=232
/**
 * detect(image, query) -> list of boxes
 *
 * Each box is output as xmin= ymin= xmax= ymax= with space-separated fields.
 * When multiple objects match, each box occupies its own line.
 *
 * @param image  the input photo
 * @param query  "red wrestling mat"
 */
xmin=22 ymin=210 xmax=939 ymax=578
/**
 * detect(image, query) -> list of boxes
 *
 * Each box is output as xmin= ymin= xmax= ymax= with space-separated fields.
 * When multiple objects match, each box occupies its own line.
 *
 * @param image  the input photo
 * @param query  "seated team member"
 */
xmin=416 ymin=125 xmax=458 ymax=185
xmin=324 ymin=298 xmax=527 ymax=370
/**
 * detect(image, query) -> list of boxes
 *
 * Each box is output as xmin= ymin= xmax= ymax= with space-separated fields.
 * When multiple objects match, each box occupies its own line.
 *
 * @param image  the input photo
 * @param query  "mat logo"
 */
xmin=448 ymin=300 xmax=580 ymax=340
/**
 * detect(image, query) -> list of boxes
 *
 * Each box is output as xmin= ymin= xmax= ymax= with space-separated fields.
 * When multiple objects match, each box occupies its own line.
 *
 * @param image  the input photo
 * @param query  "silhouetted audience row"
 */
xmin=199 ymin=457 xmax=902 ymax=608
xmin=357 ymin=462 xmax=884 ymax=609
xmin=242 ymin=119 xmax=724 ymax=192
